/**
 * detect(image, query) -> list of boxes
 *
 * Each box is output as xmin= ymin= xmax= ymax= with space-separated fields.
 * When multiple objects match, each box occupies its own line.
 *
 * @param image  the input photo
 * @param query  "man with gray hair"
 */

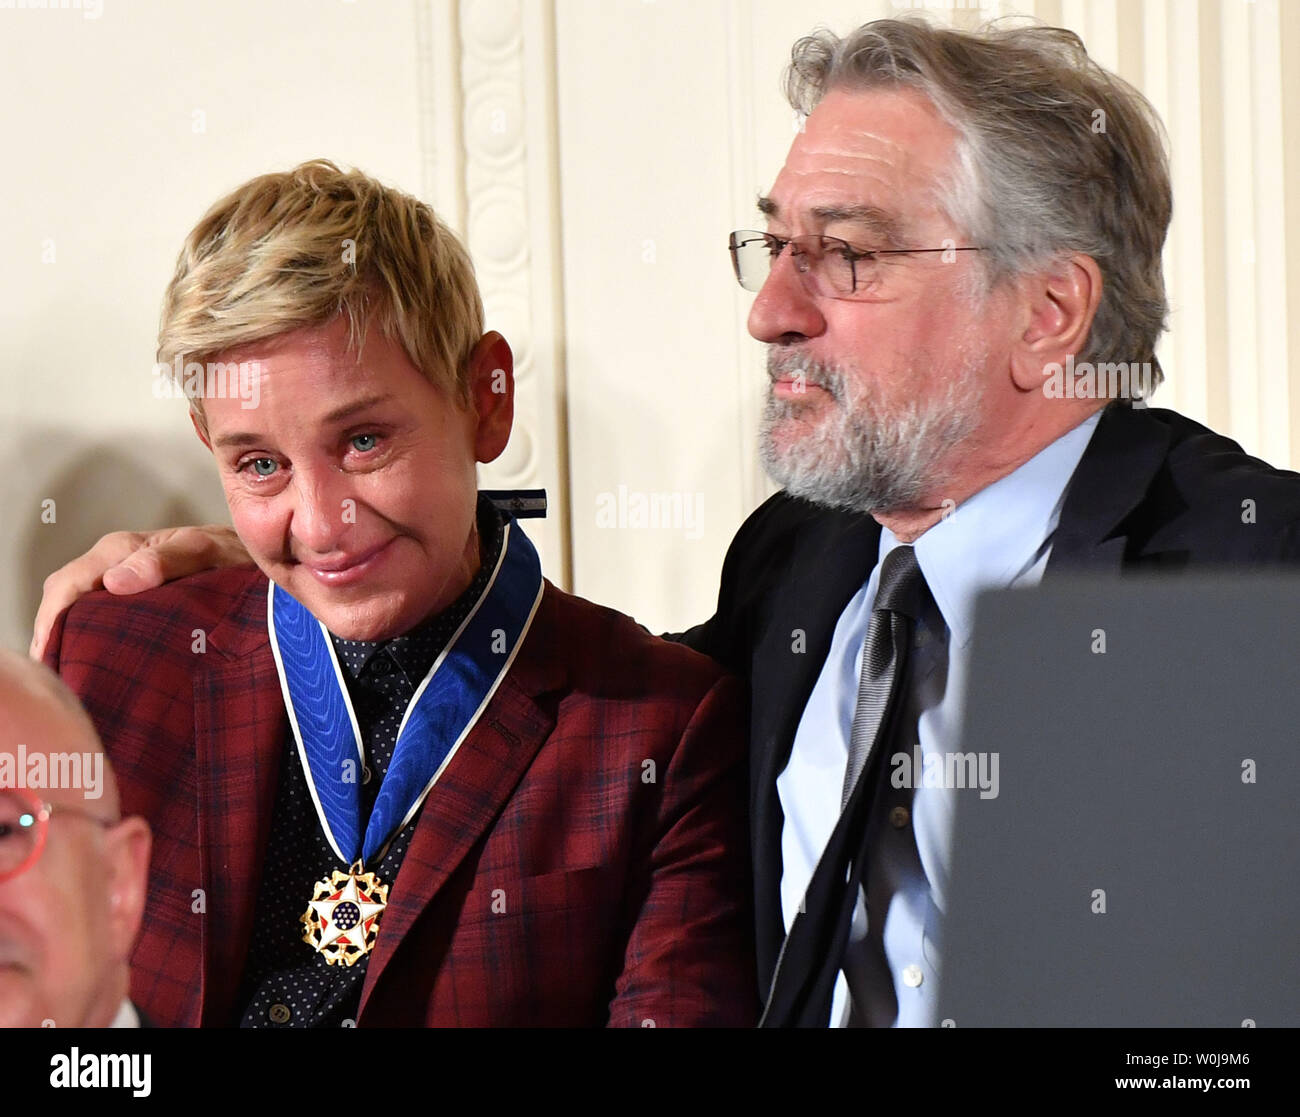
xmin=0 ymin=649 xmax=151 ymax=1028
xmin=702 ymin=16 xmax=1300 ymax=1027
xmin=31 ymin=16 xmax=1300 ymax=1027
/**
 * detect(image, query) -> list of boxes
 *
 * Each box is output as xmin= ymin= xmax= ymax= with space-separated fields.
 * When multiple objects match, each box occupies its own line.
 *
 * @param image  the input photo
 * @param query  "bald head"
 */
xmin=0 ymin=648 xmax=119 ymax=814
xmin=1 ymin=647 xmax=96 ymax=721
xmin=1 ymin=646 xmax=148 ymax=1028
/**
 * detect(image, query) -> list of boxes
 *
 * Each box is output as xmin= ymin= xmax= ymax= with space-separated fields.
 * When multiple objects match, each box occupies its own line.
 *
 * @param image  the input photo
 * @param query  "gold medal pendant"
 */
xmin=300 ymin=862 xmax=389 ymax=966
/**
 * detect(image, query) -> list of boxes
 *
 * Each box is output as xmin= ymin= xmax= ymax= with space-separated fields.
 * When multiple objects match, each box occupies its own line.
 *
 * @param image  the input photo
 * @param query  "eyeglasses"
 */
xmin=0 ymin=787 xmax=117 ymax=883
xmin=728 ymin=229 xmax=983 ymax=301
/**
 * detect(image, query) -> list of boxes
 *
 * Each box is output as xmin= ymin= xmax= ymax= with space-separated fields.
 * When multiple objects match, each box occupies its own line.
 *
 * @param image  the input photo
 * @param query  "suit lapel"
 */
xmin=192 ymin=578 xmax=287 ymax=1026
xmin=1048 ymin=403 xmax=1171 ymax=575
xmin=358 ymin=585 xmax=565 ymax=1016
xmin=746 ymin=406 xmax=1170 ymax=989
xmin=749 ymin=505 xmax=882 ymax=984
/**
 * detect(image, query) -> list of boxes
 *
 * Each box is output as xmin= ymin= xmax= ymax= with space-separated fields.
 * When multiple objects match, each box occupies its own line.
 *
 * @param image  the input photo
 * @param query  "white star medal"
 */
xmin=300 ymin=863 xmax=389 ymax=967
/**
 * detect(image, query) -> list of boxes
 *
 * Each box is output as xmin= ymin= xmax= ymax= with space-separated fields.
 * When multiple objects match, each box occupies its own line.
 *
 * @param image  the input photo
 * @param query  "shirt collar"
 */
xmin=109 ymin=999 xmax=140 ymax=1028
xmin=884 ymin=410 xmax=1102 ymax=650
xmin=332 ymin=617 xmax=448 ymax=682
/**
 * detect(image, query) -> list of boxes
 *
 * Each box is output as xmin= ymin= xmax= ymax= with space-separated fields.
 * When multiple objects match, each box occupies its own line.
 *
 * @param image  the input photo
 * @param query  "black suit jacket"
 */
xmin=677 ymin=402 xmax=1300 ymax=995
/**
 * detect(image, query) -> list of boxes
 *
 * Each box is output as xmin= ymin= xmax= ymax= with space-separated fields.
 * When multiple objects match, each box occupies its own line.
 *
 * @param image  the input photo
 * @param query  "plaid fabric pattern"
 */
xmin=237 ymin=500 xmax=505 ymax=1027
xmin=44 ymin=565 xmax=757 ymax=1027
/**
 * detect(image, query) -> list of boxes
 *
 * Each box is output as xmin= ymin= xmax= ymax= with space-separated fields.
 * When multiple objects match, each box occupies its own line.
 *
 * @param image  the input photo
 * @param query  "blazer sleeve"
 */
xmin=606 ymin=670 xmax=759 ymax=1027
xmin=39 ymin=603 xmax=71 ymax=674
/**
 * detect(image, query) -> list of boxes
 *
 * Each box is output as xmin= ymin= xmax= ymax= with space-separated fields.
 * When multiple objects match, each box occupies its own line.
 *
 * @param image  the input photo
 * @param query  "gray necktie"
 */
xmin=840 ymin=545 xmax=930 ymax=809
xmin=759 ymin=544 xmax=933 ymax=1027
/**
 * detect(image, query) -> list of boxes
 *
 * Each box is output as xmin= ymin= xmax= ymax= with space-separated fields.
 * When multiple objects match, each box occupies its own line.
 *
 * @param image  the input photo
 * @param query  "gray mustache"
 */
xmin=766 ymin=353 xmax=841 ymax=396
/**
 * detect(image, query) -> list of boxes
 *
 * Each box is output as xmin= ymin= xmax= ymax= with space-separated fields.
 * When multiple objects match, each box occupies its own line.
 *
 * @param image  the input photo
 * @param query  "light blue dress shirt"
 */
xmin=776 ymin=411 xmax=1102 ymax=1027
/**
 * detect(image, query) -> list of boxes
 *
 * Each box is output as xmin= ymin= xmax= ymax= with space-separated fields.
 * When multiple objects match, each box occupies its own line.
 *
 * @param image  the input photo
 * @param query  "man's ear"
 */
xmin=466 ymin=331 xmax=514 ymax=464
xmin=189 ymin=408 xmax=212 ymax=451
xmin=1010 ymin=254 xmax=1102 ymax=392
xmin=103 ymin=817 xmax=151 ymax=964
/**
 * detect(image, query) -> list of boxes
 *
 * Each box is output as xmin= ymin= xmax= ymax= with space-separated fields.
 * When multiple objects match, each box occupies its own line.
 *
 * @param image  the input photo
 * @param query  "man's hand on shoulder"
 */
xmin=31 ymin=525 xmax=250 ymax=659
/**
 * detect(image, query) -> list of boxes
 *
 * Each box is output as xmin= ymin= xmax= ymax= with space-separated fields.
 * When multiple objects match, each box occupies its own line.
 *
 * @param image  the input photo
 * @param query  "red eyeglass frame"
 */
xmin=0 ymin=785 xmax=117 ymax=883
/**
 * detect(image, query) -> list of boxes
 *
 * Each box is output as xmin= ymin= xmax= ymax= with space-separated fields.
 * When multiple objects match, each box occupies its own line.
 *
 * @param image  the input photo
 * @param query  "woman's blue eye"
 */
xmin=351 ymin=433 xmax=378 ymax=453
xmin=251 ymin=458 xmax=277 ymax=477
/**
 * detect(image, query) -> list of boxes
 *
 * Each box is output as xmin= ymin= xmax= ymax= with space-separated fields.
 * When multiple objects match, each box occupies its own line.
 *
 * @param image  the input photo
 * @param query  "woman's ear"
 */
xmin=466 ymin=331 xmax=514 ymax=464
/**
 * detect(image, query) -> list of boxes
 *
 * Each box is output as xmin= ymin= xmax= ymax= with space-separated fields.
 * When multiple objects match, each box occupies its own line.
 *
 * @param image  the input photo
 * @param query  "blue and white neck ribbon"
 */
xmin=267 ymin=519 xmax=544 ymax=868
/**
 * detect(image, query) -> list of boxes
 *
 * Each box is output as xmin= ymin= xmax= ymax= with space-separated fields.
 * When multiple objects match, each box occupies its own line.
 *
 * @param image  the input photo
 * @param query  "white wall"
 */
xmin=3 ymin=0 xmax=1299 ymax=650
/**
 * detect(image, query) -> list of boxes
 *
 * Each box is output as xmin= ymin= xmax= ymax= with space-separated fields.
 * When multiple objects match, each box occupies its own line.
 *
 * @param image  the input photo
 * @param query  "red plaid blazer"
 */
xmin=44 ymin=567 xmax=757 ymax=1027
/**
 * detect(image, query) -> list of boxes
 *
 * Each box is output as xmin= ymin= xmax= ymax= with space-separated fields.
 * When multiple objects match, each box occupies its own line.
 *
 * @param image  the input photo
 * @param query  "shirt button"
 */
xmin=889 ymin=805 xmax=910 ymax=829
xmin=902 ymin=964 xmax=923 ymax=989
xmin=372 ymin=657 xmax=392 ymax=676
xmin=269 ymin=1003 xmax=291 ymax=1024
xmin=361 ymin=765 xmax=373 ymax=785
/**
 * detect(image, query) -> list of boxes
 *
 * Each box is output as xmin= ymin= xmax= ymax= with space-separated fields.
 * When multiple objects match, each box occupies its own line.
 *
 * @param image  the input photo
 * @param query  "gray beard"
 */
xmin=758 ymin=348 xmax=985 ymax=515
